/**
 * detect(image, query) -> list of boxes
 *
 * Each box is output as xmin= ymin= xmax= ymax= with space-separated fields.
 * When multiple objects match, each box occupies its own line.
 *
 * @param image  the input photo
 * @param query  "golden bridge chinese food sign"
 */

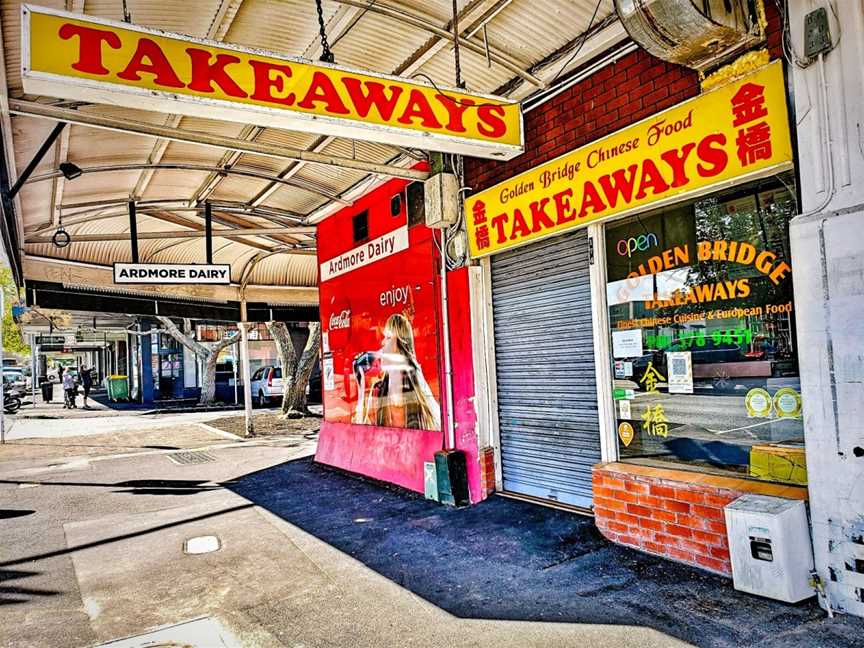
xmin=465 ymin=61 xmax=793 ymax=258
xmin=21 ymin=5 xmax=523 ymax=160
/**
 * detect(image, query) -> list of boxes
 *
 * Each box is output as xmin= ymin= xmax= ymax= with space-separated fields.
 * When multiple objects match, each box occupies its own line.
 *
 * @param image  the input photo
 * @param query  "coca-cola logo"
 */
xmin=329 ymin=309 xmax=351 ymax=330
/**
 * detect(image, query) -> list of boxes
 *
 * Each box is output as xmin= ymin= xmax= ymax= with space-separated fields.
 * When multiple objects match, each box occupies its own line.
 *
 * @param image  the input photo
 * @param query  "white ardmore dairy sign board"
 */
xmin=114 ymin=263 xmax=231 ymax=284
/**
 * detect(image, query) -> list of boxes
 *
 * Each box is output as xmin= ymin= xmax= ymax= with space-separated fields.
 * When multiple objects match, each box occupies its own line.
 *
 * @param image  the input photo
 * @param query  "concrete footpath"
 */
xmin=0 ymin=420 xmax=861 ymax=648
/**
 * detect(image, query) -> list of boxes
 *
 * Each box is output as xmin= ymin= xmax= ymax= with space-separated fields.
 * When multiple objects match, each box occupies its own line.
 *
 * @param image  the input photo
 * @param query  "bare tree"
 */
xmin=265 ymin=321 xmax=321 ymax=418
xmin=128 ymin=316 xmax=242 ymax=406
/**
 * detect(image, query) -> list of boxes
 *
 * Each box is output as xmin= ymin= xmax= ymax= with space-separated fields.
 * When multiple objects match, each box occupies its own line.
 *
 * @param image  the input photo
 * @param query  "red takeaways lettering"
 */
xmin=116 ymin=38 xmax=184 ymax=88
xmin=58 ymin=23 xmax=121 ymax=75
xmin=491 ymin=214 xmax=509 ymax=243
xmin=529 ymin=198 xmax=555 ymax=233
xmin=297 ymin=71 xmax=351 ymax=114
xmin=397 ymin=90 xmax=443 ymax=129
xmin=436 ymin=95 xmax=473 ymax=133
xmin=342 ymin=79 xmax=403 ymax=120
xmin=477 ymin=104 xmax=507 ymax=138
xmin=509 ymin=208 xmax=531 ymax=239
xmin=249 ymin=60 xmax=295 ymax=105
xmin=186 ymin=49 xmax=248 ymax=98
xmin=696 ymin=133 xmax=728 ymax=177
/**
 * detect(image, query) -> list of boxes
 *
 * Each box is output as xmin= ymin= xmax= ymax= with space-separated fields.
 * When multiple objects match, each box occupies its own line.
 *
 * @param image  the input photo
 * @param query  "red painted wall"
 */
xmin=315 ymin=176 xmax=483 ymax=503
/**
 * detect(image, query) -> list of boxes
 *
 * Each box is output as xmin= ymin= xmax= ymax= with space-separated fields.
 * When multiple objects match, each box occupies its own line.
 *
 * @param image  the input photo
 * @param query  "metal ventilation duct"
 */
xmin=614 ymin=0 xmax=764 ymax=72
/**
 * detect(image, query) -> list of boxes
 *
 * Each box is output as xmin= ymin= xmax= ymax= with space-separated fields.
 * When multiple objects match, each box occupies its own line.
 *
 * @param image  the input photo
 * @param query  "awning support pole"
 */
xmin=128 ymin=201 xmax=139 ymax=263
xmin=239 ymin=303 xmax=254 ymax=437
xmin=204 ymin=201 xmax=213 ymax=265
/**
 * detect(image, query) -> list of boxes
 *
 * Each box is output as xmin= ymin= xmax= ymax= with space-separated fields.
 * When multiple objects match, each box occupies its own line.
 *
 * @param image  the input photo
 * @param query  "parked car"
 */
xmin=250 ymin=365 xmax=283 ymax=407
xmin=3 ymin=367 xmax=30 ymax=391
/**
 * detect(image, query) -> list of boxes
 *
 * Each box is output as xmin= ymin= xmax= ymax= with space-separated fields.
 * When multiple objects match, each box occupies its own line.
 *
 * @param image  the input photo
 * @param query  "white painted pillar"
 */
xmin=239 ymin=317 xmax=253 ymax=437
xmin=787 ymin=0 xmax=864 ymax=618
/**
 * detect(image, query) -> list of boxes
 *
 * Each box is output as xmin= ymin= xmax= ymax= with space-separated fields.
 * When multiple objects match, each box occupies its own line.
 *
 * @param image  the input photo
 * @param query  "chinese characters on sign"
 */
xmin=639 ymin=361 xmax=669 ymax=438
xmin=732 ymin=83 xmax=772 ymax=167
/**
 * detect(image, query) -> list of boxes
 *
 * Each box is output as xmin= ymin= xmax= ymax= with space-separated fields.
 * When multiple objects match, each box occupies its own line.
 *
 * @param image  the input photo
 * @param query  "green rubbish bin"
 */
xmin=106 ymin=375 xmax=129 ymax=402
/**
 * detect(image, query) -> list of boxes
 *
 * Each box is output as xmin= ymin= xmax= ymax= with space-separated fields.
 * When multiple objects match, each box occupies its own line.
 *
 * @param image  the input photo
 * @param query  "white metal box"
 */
xmin=423 ymin=461 xmax=438 ymax=501
xmin=424 ymin=173 xmax=460 ymax=228
xmin=724 ymin=494 xmax=815 ymax=603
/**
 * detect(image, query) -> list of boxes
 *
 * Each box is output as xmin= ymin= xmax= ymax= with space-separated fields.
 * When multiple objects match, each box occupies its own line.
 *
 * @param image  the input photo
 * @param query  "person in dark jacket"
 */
xmin=81 ymin=365 xmax=93 ymax=408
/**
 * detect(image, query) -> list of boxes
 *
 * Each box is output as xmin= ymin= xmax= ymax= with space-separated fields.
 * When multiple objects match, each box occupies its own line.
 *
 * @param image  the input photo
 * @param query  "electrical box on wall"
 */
xmin=724 ymin=494 xmax=815 ymax=603
xmin=424 ymin=173 xmax=460 ymax=229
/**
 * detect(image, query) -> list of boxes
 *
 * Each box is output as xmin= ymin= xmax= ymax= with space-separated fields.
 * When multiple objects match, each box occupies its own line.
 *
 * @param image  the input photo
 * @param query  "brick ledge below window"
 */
xmin=597 ymin=462 xmax=808 ymax=500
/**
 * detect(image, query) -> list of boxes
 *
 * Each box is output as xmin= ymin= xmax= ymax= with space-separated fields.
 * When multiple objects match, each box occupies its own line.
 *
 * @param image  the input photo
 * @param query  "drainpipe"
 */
xmin=439 ymin=227 xmax=456 ymax=451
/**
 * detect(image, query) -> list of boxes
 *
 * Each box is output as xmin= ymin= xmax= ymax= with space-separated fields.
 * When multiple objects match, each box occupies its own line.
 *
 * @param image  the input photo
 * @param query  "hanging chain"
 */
xmin=314 ymin=0 xmax=335 ymax=63
xmin=452 ymin=0 xmax=464 ymax=88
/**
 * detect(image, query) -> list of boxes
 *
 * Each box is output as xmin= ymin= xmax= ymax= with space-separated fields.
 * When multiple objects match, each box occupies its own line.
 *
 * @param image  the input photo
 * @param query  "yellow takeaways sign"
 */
xmin=465 ymin=60 xmax=793 ymax=257
xmin=21 ymin=5 xmax=523 ymax=160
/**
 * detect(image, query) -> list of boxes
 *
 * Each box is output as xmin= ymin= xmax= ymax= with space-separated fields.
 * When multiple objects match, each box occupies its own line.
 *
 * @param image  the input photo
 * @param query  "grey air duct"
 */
xmin=614 ymin=0 xmax=764 ymax=72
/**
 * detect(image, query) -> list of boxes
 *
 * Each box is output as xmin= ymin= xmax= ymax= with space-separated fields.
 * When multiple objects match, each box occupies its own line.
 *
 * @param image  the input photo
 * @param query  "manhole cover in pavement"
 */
xmin=184 ymin=535 xmax=221 ymax=554
xmin=167 ymin=451 xmax=217 ymax=465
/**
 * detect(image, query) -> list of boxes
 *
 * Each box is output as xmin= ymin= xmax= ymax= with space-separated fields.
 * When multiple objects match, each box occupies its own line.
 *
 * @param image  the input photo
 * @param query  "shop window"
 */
xmin=390 ymin=193 xmax=402 ymax=217
xmin=353 ymin=210 xmax=369 ymax=242
xmin=604 ymin=177 xmax=803 ymax=485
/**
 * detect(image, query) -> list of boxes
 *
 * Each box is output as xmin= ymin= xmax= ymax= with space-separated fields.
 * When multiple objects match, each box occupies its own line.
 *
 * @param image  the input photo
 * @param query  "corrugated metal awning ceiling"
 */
xmin=2 ymin=0 xmax=618 ymax=290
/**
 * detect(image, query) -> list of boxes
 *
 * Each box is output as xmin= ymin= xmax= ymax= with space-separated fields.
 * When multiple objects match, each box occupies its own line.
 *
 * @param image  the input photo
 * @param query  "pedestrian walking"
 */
xmin=81 ymin=365 xmax=93 ymax=408
xmin=62 ymin=369 xmax=77 ymax=409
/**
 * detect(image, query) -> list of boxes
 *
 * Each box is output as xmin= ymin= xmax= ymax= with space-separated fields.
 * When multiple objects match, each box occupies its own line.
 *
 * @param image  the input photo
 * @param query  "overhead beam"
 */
xmin=25 ymin=226 xmax=315 ymax=244
xmin=131 ymin=0 xmax=246 ymax=199
xmin=331 ymin=0 xmax=544 ymax=88
xmin=9 ymin=100 xmax=431 ymax=182
xmin=26 ymin=199 xmax=308 ymax=236
xmin=26 ymin=162 xmax=350 ymax=204
xmin=191 ymin=124 xmax=263 ymax=204
xmin=394 ymin=0 xmax=510 ymax=79
xmin=49 ymin=124 xmax=70 ymax=228
xmin=145 ymin=210 xmax=274 ymax=253
xmin=22 ymin=255 xmax=320 ymax=305
xmin=249 ymin=135 xmax=334 ymax=208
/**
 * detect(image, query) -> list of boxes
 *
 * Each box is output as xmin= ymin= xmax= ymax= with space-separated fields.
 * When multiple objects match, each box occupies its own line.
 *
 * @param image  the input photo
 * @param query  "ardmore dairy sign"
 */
xmin=113 ymin=263 xmax=231 ymax=284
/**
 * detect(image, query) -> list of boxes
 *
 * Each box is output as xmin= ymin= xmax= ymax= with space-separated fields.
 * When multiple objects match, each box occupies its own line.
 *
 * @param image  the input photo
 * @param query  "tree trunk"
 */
xmin=153 ymin=316 xmax=240 ymax=406
xmin=265 ymin=321 xmax=321 ymax=418
xmin=266 ymin=321 xmax=298 ymax=415
xmin=201 ymin=354 xmax=218 ymax=405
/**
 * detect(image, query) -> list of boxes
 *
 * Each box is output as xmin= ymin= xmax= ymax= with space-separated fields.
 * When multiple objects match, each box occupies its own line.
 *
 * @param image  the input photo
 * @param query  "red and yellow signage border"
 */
xmin=465 ymin=60 xmax=793 ymax=258
xmin=21 ymin=4 xmax=523 ymax=160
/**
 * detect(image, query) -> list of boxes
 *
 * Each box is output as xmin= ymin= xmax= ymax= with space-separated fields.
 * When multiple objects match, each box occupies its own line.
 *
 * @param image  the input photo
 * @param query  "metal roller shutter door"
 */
xmin=490 ymin=230 xmax=600 ymax=509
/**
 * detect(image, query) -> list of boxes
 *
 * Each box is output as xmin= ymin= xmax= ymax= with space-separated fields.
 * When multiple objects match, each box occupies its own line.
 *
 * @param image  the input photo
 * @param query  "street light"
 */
xmin=59 ymin=162 xmax=82 ymax=180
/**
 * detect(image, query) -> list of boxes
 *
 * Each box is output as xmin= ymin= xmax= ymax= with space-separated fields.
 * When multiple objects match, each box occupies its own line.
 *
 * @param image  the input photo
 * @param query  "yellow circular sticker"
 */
xmin=745 ymin=388 xmax=773 ymax=418
xmin=618 ymin=422 xmax=635 ymax=447
xmin=773 ymin=387 xmax=802 ymax=419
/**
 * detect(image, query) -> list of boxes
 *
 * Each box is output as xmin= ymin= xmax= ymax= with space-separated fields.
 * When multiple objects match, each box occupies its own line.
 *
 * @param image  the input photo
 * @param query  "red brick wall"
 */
xmin=592 ymin=464 xmax=741 ymax=575
xmin=478 ymin=446 xmax=495 ymax=497
xmin=464 ymin=5 xmax=783 ymax=193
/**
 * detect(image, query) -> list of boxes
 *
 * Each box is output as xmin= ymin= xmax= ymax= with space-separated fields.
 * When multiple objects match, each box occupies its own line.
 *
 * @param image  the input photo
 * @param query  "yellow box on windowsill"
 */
xmin=749 ymin=443 xmax=807 ymax=486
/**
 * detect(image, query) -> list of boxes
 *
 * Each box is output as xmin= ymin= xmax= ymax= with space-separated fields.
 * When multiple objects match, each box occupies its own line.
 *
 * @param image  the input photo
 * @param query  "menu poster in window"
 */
xmin=666 ymin=351 xmax=693 ymax=394
xmin=612 ymin=329 xmax=643 ymax=359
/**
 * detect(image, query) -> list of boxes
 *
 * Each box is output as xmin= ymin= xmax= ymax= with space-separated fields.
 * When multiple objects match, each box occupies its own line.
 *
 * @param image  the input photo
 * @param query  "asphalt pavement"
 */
xmin=0 ymin=416 xmax=861 ymax=648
